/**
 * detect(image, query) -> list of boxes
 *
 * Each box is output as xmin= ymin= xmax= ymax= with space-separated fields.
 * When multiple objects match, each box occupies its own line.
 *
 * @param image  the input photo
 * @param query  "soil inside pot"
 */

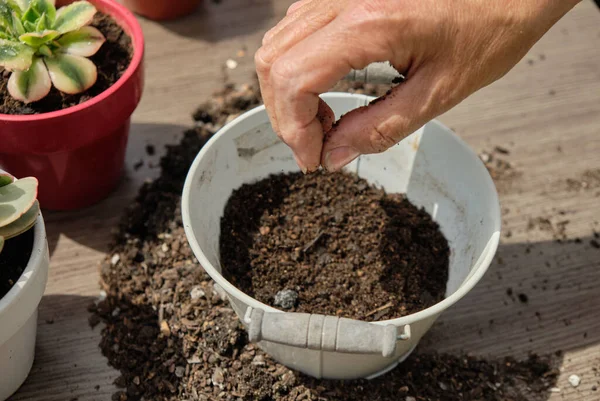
xmin=220 ymin=171 xmax=450 ymax=321
xmin=0 ymin=13 xmax=133 ymax=115
xmin=0 ymin=228 xmax=34 ymax=299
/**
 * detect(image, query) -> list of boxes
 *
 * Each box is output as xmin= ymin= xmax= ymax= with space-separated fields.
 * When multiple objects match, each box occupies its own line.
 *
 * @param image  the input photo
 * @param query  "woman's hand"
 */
xmin=255 ymin=0 xmax=580 ymax=172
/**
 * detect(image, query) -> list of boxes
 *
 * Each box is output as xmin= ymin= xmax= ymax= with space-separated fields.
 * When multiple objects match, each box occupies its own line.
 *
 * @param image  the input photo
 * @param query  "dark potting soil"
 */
xmin=219 ymin=171 xmax=449 ymax=321
xmin=0 ymin=13 xmax=133 ymax=115
xmin=0 ymin=228 xmax=34 ymax=299
xmin=89 ymin=83 xmax=559 ymax=401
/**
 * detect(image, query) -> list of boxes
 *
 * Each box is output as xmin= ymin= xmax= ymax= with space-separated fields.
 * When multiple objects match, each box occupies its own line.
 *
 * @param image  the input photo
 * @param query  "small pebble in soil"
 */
xmin=518 ymin=293 xmax=529 ymax=303
xmin=274 ymin=289 xmax=299 ymax=309
xmin=190 ymin=286 xmax=205 ymax=300
xmin=568 ymin=374 xmax=581 ymax=387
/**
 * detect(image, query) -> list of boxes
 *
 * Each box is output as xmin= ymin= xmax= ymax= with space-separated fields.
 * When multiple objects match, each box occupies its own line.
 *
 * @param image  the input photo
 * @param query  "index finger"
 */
xmin=269 ymin=17 xmax=392 ymax=171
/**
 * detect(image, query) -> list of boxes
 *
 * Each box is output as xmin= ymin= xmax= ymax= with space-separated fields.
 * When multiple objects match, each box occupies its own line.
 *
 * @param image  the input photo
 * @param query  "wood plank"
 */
xmin=10 ymin=1 xmax=600 ymax=399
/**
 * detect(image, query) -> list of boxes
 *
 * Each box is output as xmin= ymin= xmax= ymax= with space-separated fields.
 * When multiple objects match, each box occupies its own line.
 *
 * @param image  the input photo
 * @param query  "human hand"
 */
xmin=256 ymin=0 xmax=580 ymax=172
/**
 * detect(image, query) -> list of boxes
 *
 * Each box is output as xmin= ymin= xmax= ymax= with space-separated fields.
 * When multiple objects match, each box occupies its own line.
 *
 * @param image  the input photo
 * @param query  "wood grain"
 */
xmin=9 ymin=0 xmax=600 ymax=399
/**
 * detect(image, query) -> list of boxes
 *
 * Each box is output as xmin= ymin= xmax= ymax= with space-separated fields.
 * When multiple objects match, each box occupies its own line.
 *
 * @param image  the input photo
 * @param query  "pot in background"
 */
xmin=0 ymin=215 xmax=49 ymax=400
xmin=123 ymin=0 xmax=202 ymax=21
xmin=0 ymin=0 xmax=145 ymax=211
xmin=182 ymin=93 xmax=501 ymax=379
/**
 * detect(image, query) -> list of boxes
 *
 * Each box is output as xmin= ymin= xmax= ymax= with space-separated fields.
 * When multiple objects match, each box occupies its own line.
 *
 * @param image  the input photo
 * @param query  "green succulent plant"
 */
xmin=0 ymin=0 xmax=105 ymax=103
xmin=0 ymin=172 xmax=39 ymax=254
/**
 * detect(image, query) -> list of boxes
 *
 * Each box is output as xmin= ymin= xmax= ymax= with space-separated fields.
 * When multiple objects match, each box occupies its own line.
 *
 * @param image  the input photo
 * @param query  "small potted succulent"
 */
xmin=0 ymin=170 xmax=50 ymax=400
xmin=0 ymin=0 xmax=145 ymax=210
xmin=123 ymin=0 xmax=202 ymax=21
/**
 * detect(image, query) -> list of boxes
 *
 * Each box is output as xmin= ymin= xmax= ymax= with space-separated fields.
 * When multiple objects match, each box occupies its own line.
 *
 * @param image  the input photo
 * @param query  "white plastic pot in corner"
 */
xmin=182 ymin=93 xmax=501 ymax=379
xmin=0 ymin=215 xmax=49 ymax=400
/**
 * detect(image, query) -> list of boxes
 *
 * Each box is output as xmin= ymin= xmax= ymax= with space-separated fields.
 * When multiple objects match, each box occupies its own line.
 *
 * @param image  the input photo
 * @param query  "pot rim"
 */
xmin=0 ymin=214 xmax=47 ymax=318
xmin=0 ymin=0 xmax=144 ymax=122
xmin=182 ymin=93 xmax=502 ymax=326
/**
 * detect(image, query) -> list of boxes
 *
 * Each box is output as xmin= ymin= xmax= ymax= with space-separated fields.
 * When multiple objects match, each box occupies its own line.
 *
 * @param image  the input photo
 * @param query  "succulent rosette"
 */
xmin=0 ymin=171 xmax=39 ymax=254
xmin=0 ymin=0 xmax=105 ymax=103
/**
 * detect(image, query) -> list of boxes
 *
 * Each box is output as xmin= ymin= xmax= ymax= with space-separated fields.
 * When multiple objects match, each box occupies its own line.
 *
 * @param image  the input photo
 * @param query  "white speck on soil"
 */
xmin=226 ymin=59 xmax=238 ymax=69
xmin=187 ymin=355 xmax=202 ymax=364
xmin=568 ymin=374 xmax=581 ymax=387
xmin=549 ymin=387 xmax=561 ymax=393
xmin=110 ymin=254 xmax=120 ymax=265
xmin=252 ymin=355 xmax=265 ymax=366
xmin=212 ymin=367 xmax=225 ymax=387
xmin=190 ymin=286 xmax=205 ymax=300
xmin=95 ymin=290 xmax=107 ymax=305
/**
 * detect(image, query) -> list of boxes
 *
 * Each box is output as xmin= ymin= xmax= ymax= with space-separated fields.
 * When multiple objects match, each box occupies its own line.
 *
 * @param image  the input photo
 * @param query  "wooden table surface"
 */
xmin=9 ymin=0 xmax=600 ymax=399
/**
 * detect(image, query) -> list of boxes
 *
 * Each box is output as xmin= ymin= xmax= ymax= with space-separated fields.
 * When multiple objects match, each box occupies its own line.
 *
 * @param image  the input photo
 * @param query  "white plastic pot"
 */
xmin=0 ymin=215 xmax=49 ymax=400
xmin=182 ymin=93 xmax=501 ymax=379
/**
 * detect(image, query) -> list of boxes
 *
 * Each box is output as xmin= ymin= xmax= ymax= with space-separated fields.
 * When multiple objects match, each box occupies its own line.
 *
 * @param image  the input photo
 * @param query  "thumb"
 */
xmin=321 ymin=71 xmax=434 ymax=172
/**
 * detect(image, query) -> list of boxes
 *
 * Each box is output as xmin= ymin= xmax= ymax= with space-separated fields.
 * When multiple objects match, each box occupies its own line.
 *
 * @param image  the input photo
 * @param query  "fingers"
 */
xmin=317 ymin=98 xmax=335 ymax=132
xmin=260 ymin=5 xmax=339 ymax=65
xmin=256 ymin=2 xmax=343 ymax=171
xmin=267 ymin=16 xmax=398 ymax=172
xmin=287 ymin=99 xmax=329 ymax=173
xmin=288 ymin=99 xmax=335 ymax=174
xmin=257 ymin=0 xmax=324 ymax=135
xmin=262 ymin=0 xmax=320 ymax=46
xmin=286 ymin=0 xmax=310 ymax=16
xmin=321 ymin=69 xmax=436 ymax=172
xmin=290 ymin=98 xmax=334 ymax=173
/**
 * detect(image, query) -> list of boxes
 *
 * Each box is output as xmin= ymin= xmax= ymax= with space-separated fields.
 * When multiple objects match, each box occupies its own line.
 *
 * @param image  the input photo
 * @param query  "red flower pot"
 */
xmin=0 ymin=0 xmax=144 ymax=211
xmin=123 ymin=0 xmax=202 ymax=21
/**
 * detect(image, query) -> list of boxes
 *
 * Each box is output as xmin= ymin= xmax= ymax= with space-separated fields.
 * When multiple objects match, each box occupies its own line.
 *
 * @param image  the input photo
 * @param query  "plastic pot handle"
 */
xmin=244 ymin=307 xmax=411 ymax=358
xmin=343 ymin=62 xmax=402 ymax=85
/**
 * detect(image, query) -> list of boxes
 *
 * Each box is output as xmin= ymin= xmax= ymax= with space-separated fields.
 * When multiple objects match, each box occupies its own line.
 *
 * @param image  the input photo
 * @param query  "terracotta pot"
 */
xmin=0 ymin=0 xmax=145 ymax=211
xmin=123 ymin=0 xmax=202 ymax=21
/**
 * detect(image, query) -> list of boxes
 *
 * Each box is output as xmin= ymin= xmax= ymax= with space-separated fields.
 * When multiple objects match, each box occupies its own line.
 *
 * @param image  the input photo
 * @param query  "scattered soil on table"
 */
xmin=0 ymin=228 xmax=34 ymax=299
xmin=566 ymin=169 xmax=600 ymax=193
xmin=220 ymin=171 xmax=449 ymax=321
xmin=90 ymin=83 xmax=559 ymax=401
xmin=0 ymin=13 xmax=133 ymax=115
xmin=527 ymin=216 xmax=571 ymax=242
xmin=479 ymin=147 xmax=521 ymax=192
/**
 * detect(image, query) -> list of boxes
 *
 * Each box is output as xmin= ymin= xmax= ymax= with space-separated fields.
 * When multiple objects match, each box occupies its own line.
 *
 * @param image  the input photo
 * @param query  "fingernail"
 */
xmin=294 ymin=154 xmax=308 ymax=174
xmin=324 ymin=147 xmax=360 ymax=172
